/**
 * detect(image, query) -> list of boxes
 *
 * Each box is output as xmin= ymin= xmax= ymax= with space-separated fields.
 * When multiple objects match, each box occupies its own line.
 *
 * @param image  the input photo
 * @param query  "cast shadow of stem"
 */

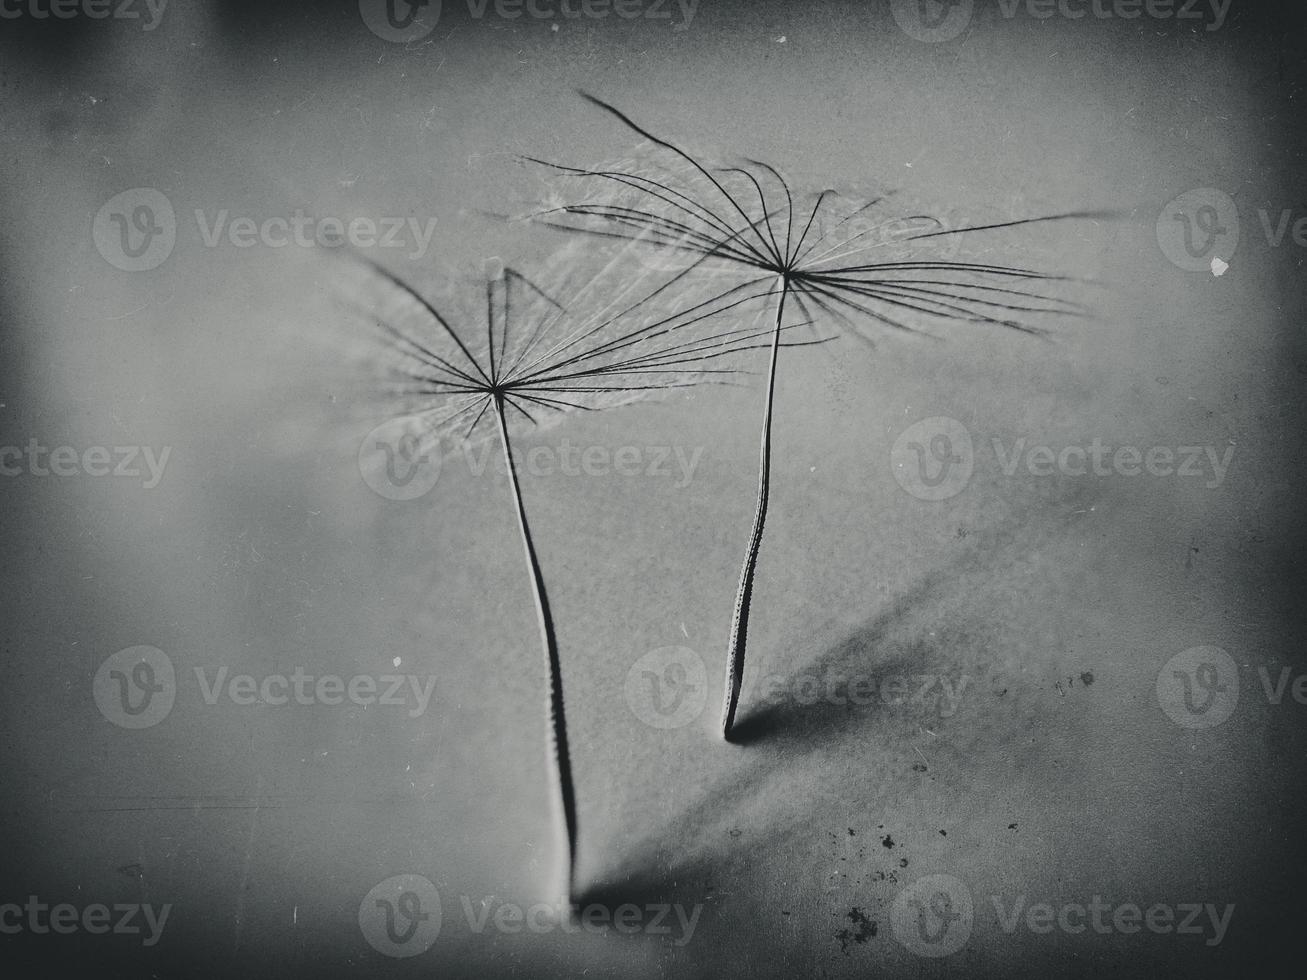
xmin=724 ymin=570 xmax=947 ymax=748
xmin=577 ymin=494 xmax=1100 ymax=915
xmin=573 ymin=578 xmax=943 ymax=916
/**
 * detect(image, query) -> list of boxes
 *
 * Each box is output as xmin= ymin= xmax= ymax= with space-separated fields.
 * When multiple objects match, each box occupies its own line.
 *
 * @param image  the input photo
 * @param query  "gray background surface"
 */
xmin=1 ymin=1 xmax=1304 ymax=976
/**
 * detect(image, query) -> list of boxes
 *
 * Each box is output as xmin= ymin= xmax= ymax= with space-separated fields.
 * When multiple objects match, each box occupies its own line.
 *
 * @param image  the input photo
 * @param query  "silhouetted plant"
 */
xmin=337 ymin=245 xmax=823 ymax=896
xmin=525 ymin=93 xmax=1106 ymax=740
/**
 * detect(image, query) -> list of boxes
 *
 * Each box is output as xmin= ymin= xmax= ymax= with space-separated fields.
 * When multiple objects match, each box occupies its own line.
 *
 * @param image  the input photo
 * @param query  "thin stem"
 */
xmin=721 ymin=277 xmax=788 ymax=741
xmin=495 ymin=394 xmax=578 ymax=899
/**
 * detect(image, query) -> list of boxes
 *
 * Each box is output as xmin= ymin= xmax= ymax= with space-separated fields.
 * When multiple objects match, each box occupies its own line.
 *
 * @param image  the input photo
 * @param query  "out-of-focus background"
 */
xmin=1 ymin=1 xmax=1304 ymax=976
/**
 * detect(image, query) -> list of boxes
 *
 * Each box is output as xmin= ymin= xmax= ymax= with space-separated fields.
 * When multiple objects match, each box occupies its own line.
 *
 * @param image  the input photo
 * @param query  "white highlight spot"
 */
xmin=1211 ymin=256 xmax=1229 ymax=276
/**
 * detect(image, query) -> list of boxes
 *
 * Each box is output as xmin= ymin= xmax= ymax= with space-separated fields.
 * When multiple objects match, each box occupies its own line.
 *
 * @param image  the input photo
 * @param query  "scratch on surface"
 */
xmin=106 ymin=301 xmax=151 ymax=321
xmin=233 ymin=783 xmax=263 ymax=952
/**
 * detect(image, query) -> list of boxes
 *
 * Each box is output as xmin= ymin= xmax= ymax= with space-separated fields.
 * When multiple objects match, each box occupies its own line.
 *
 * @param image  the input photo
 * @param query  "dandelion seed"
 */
xmin=524 ymin=92 xmax=1109 ymax=740
xmin=330 ymin=239 xmax=819 ymax=898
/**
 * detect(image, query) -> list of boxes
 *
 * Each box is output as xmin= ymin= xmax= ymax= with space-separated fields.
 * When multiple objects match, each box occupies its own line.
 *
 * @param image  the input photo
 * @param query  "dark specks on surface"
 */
xmin=835 ymin=907 xmax=877 ymax=954
xmin=117 ymin=862 xmax=144 ymax=879
xmin=1055 ymin=672 xmax=1096 ymax=697
xmin=821 ymin=827 xmax=894 ymax=893
xmin=1008 ymin=823 xmax=1019 ymax=830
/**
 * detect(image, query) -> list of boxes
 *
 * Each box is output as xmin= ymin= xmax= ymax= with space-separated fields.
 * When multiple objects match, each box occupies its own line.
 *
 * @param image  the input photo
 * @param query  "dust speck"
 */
xmin=835 ymin=908 xmax=877 ymax=954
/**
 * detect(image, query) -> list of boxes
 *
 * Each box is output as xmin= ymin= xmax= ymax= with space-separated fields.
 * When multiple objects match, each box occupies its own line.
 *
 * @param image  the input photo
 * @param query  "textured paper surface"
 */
xmin=0 ymin=3 xmax=1303 ymax=977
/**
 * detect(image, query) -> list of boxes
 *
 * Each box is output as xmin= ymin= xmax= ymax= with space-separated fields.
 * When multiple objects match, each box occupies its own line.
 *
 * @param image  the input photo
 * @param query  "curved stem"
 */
xmin=495 ymin=395 xmax=578 ymax=899
xmin=721 ymin=278 xmax=788 ymax=741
